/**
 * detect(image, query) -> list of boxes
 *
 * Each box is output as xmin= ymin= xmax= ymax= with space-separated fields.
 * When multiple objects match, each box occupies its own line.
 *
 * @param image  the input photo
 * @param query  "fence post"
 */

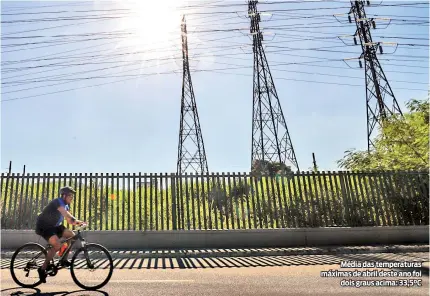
xmin=171 ymin=173 xmax=177 ymax=230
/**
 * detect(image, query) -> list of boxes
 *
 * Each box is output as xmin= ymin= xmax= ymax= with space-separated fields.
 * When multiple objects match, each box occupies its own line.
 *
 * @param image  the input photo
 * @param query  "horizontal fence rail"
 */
xmin=0 ymin=171 xmax=428 ymax=231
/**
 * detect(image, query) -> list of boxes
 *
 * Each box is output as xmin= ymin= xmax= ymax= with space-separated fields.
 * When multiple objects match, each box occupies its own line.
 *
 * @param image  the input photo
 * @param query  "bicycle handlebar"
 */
xmin=75 ymin=223 xmax=88 ymax=232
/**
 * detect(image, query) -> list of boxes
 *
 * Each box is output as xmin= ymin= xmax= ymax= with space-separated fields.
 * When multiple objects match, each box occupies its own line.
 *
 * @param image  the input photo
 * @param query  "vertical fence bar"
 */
xmin=388 ymin=171 xmax=406 ymax=226
xmin=327 ymin=172 xmax=342 ymax=226
xmin=15 ymin=173 xmax=25 ymax=229
xmin=143 ymin=173 xmax=148 ymax=230
xmin=242 ymin=173 xmax=252 ymax=229
xmin=160 ymin=173 xmax=165 ymax=230
xmin=194 ymin=173 xmax=201 ymax=230
xmin=351 ymin=171 xmax=368 ymax=225
xmin=338 ymin=171 xmax=351 ymax=226
xmin=375 ymin=172 xmax=393 ymax=226
xmin=381 ymin=171 xmax=401 ymax=226
xmin=397 ymin=171 xmax=414 ymax=226
xmin=357 ymin=171 xmax=375 ymax=226
xmin=149 ymin=173 xmax=153 ymax=230
xmin=1 ymin=173 xmax=10 ymax=224
xmin=115 ymin=173 xmax=119 ymax=231
xmin=315 ymin=172 xmax=328 ymax=227
xmin=105 ymin=173 xmax=110 ymax=230
xmin=368 ymin=172 xmax=387 ymax=226
xmin=20 ymin=173 xmax=30 ymax=229
xmin=189 ymin=173 xmax=196 ymax=230
xmin=220 ymin=173 xmax=229 ymax=229
xmin=180 ymin=174 xmax=185 ymax=230
xmin=402 ymin=172 xmax=417 ymax=225
xmin=33 ymin=174 xmax=41 ymax=227
xmin=109 ymin=173 xmax=113 ymax=230
xmin=165 ymin=173 xmax=170 ymax=230
xmin=304 ymin=172 xmax=317 ymax=227
xmin=404 ymin=171 xmax=421 ymax=225
xmin=73 ymin=173 xmax=78 ymax=231
xmin=227 ymin=173 xmax=235 ymax=229
xmin=416 ymin=172 xmax=430 ymax=224
xmin=237 ymin=173 xmax=246 ymax=229
xmin=138 ymin=173 xmax=142 ymax=231
xmin=171 ymin=173 xmax=177 ymax=230
xmin=218 ymin=173 xmax=226 ymax=229
xmin=290 ymin=174 xmax=302 ymax=227
xmin=184 ymin=173 xmax=190 ymax=230
xmin=200 ymin=173 xmax=207 ymax=230
xmin=94 ymin=173 xmax=99 ymax=230
xmin=99 ymin=173 xmax=104 ymax=230
xmin=155 ymin=174 xmax=159 ymax=231
xmin=258 ymin=175 xmax=270 ymax=228
xmin=36 ymin=174 xmax=43 ymax=225
xmin=231 ymin=173 xmax=241 ymax=229
xmin=77 ymin=173 xmax=82 ymax=228
xmin=126 ymin=173 xmax=130 ymax=230
xmin=133 ymin=173 xmax=136 ymax=230
xmin=83 ymin=173 xmax=88 ymax=225
xmin=296 ymin=172 xmax=311 ymax=227
xmin=345 ymin=171 xmax=360 ymax=226
xmin=205 ymin=171 xmax=212 ymax=229
xmin=273 ymin=173 xmax=285 ymax=228
xmin=252 ymin=175 xmax=263 ymax=228
xmin=267 ymin=175 xmax=279 ymax=228
xmin=284 ymin=174 xmax=296 ymax=228
xmin=211 ymin=172 xmax=219 ymax=230
xmin=88 ymin=173 xmax=93 ymax=230
xmin=24 ymin=173 xmax=34 ymax=229
xmin=320 ymin=172 xmax=333 ymax=227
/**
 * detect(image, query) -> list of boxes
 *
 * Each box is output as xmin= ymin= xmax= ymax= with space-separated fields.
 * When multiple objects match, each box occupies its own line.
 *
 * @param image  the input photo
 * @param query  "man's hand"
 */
xmin=75 ymin=220 xmax=87 ymax=226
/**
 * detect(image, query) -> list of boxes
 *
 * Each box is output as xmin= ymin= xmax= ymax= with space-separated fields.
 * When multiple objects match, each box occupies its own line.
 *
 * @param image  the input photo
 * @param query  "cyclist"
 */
xmin=35 ymin=186 xmax=87 ymax=283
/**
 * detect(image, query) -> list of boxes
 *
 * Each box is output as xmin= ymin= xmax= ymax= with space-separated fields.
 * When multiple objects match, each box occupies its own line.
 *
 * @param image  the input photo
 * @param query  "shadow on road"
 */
xmin=0 ymin=287 xmax=108 ymax=296
xmin=103 ymin=252 xmax=429 ymax=270
xmin=2 ymin=252 xmax=427 ymax=271
xmin=336 ymin=253 xmax=429 ymax=277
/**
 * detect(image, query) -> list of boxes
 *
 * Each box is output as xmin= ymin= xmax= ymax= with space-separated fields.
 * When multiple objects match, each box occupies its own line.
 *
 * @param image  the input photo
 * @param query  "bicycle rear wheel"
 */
xmin=70 ymin=243 xmax=113 ymax=290
xmin=10 ymin=243 xmax=47 ymax=288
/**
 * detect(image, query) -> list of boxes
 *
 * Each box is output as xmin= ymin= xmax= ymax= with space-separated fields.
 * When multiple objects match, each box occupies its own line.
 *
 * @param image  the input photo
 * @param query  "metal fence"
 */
xmin=1 ymin=171 xmax=428 ymax=231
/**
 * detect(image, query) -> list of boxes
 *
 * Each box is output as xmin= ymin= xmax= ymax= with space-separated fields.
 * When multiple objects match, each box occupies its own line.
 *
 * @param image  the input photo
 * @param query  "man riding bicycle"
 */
xmin=35 ymin=186 xmax=87 ymax=283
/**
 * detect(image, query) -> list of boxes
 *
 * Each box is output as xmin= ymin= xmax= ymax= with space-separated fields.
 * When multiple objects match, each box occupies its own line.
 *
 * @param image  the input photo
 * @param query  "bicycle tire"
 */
xmin=10 ymin=242 xmax=47 ymax=288
xmin=70 ymin=243 xmax=113 ymax=290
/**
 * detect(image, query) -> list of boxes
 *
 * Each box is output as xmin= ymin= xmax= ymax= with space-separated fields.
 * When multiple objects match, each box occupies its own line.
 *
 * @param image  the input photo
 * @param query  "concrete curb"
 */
xmin=2 ymin=245 xmax=428 ymax=259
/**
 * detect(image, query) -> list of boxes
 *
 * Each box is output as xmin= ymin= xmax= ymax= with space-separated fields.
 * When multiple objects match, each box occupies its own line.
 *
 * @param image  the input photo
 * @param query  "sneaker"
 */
xmin=37 ymin=267 xmax=47 ymax=283
xmin=59 ymin=259 xmax=71 ymax=268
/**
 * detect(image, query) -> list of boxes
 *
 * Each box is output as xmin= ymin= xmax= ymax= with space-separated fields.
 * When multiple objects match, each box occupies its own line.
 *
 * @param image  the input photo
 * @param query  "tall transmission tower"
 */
xmin=349 ymin=0 xmax=403 ymax=150
xmin=248 ymin=0 xmax=299 ymax=172
xmin=176 ymin=15 xmax=209 ymax=175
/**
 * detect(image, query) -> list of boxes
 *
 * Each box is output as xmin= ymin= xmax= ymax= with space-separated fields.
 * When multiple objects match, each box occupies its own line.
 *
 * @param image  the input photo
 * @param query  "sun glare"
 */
xmin=114 ymin=0 xmax=184 ymax=54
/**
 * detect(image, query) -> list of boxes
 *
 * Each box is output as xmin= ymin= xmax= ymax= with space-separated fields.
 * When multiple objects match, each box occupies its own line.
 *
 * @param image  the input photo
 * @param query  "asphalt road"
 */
xmin=1 ymin=253 xmax=429 ymax=296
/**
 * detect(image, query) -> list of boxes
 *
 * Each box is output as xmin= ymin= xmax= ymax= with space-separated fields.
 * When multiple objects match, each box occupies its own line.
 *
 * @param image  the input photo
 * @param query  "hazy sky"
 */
xmin=1 ymin=0 xmax=428 ymax=174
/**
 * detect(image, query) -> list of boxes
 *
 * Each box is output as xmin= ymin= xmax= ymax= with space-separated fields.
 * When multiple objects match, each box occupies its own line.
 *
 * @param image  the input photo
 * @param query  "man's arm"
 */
xmin=58 ymin=206 xmax=82 ymax=226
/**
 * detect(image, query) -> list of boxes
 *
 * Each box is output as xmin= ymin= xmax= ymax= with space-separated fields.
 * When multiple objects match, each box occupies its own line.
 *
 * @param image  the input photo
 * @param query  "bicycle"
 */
xmin=10 ymin=223 xmax=114 ymax=290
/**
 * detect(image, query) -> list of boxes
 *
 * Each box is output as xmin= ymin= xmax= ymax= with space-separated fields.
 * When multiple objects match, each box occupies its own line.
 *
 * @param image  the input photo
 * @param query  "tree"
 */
xmin=251 ymin=159 xmax=293 ymax=178
xmin=337 ymin=98 xmax=429 ymax=170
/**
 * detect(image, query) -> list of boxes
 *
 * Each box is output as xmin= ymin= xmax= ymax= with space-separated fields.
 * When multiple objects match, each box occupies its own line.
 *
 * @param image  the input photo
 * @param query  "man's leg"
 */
xmin=60 ymin=229 xmax=75 ymax=259
xmin=42 ymin=235 xmax=61 ymax=271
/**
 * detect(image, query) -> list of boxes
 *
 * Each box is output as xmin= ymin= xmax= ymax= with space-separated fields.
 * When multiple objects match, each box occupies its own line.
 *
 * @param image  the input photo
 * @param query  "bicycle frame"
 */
xmin=30 ymin=226 xmax=89 ymax=271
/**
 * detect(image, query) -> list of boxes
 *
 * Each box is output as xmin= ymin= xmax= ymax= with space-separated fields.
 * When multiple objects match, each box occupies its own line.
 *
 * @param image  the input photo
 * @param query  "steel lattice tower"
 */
xmin=176 ymin=15 xmax=209 ymax=175
xmin=248 ymin=0 xmax=299 ymax=171
xmin=350 ymin=0 xmax=403 ymax=150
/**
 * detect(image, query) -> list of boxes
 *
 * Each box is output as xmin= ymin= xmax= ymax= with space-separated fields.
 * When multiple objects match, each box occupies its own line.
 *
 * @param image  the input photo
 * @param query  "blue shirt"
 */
xmin=36 ymin=197 xmax=70 ymax=228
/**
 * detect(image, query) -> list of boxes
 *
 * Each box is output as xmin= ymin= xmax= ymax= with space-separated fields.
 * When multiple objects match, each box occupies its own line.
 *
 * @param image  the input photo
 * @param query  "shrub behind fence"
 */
xmin=1 ymin=170 xmax=428 ymax=231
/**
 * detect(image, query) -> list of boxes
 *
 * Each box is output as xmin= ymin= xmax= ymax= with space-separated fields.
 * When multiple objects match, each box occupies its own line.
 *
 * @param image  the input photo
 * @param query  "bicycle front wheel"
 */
xmin=70 ymin=243 xmax=113 ymax=290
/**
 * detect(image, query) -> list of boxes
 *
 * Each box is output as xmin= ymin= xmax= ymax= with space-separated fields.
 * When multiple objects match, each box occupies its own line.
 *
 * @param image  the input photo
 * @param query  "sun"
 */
xmin=113 ymin=0 xmax=184 ymax=54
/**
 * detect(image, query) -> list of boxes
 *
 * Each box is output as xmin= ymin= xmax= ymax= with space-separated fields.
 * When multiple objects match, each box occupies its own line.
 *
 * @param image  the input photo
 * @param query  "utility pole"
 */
xmin=349 ymin=0 xmax=403 ymax=151
xmin=312 ymin=153 xmax=318 ymax=172
xmin=248 ymin=0 xmax=299 ymax=172
xmin=176 ymin=15 xmax=209 ymax=175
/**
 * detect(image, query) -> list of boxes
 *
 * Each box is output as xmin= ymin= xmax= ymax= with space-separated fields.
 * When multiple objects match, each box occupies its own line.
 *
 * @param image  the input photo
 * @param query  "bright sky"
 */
xmin=1 ymin=0 xmax=429 ymax=174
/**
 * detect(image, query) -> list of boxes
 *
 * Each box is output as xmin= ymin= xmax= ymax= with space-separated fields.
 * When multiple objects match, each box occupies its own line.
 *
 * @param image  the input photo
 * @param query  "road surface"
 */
xmin=1 ymin=252 xmax=428 ymax=295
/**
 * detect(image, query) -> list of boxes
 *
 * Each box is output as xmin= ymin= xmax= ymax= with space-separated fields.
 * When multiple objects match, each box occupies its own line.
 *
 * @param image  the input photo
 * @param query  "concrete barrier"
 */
xmin=1 ymin=226 xmax=428 ymax=250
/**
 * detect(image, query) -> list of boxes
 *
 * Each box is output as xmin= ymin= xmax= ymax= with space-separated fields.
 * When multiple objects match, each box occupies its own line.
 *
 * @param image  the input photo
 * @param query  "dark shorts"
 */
xmin=35 ymin=225 xmax=66 ymax=242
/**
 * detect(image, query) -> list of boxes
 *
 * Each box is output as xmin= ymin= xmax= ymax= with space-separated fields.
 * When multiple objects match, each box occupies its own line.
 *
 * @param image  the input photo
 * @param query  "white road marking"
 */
xmin=88 ymin=279 xmax=195 ymax=283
